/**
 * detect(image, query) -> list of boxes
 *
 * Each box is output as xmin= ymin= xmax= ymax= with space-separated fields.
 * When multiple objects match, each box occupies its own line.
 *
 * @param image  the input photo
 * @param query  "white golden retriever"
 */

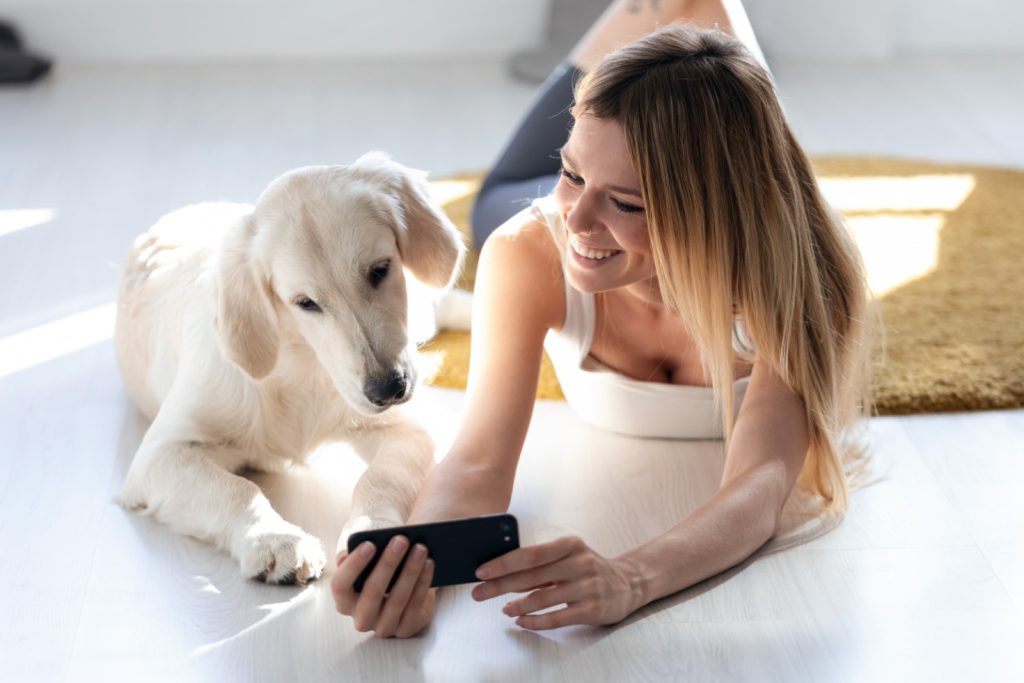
xmin=114 ymin=152 xmax=465 ymax=584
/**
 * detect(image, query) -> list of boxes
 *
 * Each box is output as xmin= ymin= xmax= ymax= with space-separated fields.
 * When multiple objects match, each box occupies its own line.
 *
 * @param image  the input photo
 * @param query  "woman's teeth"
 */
xmin=570 ymin=236 xmax=619 ymax=260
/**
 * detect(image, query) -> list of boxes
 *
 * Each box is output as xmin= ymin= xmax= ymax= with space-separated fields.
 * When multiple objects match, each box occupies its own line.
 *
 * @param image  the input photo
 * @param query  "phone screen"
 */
xmin=346 ymin=513 xmax=520 ymax=592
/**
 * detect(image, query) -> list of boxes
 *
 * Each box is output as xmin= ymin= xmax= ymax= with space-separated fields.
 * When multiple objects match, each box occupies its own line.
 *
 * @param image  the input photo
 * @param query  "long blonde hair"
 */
xmin=574 ymin=26 xmax=872 ymax=514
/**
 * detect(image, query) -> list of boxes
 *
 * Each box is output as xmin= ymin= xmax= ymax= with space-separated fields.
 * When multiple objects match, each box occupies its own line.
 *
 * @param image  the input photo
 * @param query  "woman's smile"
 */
xmin=568 ymin=233 xmax=623 ymax=262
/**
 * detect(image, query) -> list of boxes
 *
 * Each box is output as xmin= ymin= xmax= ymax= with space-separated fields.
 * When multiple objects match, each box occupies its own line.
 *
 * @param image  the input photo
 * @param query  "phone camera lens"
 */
xmin=500 ymin=523 xmax=511 ymax=532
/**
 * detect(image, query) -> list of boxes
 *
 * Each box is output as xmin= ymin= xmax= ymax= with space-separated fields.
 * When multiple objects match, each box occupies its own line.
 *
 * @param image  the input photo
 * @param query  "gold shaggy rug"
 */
xmin=420 ymin=157 xmax=1024 ymax=415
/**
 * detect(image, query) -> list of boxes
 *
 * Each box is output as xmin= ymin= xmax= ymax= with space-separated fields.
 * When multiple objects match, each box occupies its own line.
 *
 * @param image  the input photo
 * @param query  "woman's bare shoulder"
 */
xmin=477 ymin=206 xmax=565 ymax=330
xmin=488 ymin=205 xmax=561 ymax=254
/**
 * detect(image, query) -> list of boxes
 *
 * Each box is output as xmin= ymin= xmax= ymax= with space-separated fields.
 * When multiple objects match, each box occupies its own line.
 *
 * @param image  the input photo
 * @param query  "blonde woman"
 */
xmin=331 ymin=0 xmax=870 ymax=639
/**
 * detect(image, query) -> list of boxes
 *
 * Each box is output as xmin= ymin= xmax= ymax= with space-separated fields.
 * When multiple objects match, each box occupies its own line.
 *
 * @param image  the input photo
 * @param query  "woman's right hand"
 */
xmin=331 ymin=535 xmax=437 ymax=639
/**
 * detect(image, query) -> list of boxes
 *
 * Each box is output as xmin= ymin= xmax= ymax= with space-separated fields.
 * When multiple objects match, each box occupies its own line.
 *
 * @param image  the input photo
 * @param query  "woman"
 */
xmin=331 ymin=0 xmax=871 ymax=639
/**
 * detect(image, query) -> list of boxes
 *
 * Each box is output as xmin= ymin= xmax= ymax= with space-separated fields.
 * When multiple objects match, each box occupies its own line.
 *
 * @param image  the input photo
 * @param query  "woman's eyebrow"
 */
xmin=558 ymin=147 xmax=642 ymax=198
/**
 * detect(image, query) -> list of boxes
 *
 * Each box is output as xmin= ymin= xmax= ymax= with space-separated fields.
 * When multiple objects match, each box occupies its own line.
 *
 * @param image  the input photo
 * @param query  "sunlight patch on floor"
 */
xmin=845 ymin=213 xmax=945 ymax=296
xmin=189 ymin=584 xmax=318 ymax=657
xmin=430 ymin=178 xmax=479 ymax=206
xmin=0 ymin=208 xmax=58 ymax=237
xmin=818 ymin=173 xmax=976 ymax=296
xmin=819 ymin=174 xmax=976 ymax=212
xmin=0 ymin=302 xmax=116 ymax=378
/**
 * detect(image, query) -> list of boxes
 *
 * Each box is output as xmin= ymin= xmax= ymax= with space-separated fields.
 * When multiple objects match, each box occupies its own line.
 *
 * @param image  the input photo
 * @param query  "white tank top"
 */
xmin=532 ymin=196 xmax=754 ymax=440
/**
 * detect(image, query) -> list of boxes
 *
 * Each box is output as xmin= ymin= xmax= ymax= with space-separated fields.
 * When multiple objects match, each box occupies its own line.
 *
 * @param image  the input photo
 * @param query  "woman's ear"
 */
xmin=215 ymin=214 xmax=280 ymax=379
xmin=358 ymin=152 xmax=466 ymax=289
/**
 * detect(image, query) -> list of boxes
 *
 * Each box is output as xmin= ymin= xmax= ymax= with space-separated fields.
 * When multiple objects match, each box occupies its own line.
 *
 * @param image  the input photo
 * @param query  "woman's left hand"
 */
xmin=470 ymin=535 xmax=643 ymax=630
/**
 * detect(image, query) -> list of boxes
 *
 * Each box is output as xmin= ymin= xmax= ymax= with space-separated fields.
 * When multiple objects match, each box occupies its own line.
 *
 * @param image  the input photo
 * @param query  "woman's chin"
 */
xmin=565 ymin=258 xmax=621 ymax=294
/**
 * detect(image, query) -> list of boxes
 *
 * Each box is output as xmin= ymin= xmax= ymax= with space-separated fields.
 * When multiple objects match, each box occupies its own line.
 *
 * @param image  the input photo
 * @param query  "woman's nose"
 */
xmin=565 ymin=191 xmax=600 ymax=235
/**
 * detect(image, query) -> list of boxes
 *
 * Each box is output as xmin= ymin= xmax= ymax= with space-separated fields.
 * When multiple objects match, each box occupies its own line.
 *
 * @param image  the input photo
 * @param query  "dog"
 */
xmin=114 ymin=152 xmax=465 ymax=584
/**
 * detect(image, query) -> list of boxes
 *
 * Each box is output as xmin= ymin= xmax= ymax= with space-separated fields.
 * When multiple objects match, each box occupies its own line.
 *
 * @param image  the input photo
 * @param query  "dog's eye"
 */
xmin=368 ymin=260 xmax=391 ymax=289
xmin=295 ymin=297 xmax=322 ymax=313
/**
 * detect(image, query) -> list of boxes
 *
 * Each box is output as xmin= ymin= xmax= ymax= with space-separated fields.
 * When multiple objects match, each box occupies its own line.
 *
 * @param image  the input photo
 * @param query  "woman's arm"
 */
xmin=614 ymin=361 xmax=810 ymax=607
xmin=406 ymin=213 xmax=564 ymax=523
xmin=471 ymin=360 xmax=811 ymax=629
xmin=331 ymin=212 xmax=562 ymax=638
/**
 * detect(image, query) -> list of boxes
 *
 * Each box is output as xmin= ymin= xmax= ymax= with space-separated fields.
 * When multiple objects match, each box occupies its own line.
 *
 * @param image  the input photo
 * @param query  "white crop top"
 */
xmin=532 ymin=196 xmax=754 ymax=440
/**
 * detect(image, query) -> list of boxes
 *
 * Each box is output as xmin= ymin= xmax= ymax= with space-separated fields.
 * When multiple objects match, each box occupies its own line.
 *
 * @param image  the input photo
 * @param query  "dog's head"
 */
xmin=215 ymin=152 xmax=465 ymax=415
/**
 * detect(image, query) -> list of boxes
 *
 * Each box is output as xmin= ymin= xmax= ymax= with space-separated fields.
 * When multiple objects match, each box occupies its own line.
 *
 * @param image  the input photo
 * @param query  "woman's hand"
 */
xmin=470 ymin=535 xmax=644 ymax=630
xmin=330 ymin=535 xmax=438 ymax=639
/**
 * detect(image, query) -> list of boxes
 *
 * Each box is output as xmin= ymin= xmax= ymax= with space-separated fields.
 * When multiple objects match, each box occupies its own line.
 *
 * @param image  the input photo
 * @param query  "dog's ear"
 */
xmin=215 ymin=214 xmax=280 ymax=379
xmin=357 ymin=152 xmax=466 ymax=289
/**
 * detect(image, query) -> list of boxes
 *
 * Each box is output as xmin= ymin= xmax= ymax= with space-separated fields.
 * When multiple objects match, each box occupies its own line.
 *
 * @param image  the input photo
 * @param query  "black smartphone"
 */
xmin=346 ymin=513 xmax=519 ymax=592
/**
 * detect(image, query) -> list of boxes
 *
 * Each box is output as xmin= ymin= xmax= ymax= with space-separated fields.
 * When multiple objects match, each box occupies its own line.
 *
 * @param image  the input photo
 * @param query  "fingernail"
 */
xmin=360 ymin=541 xmax=375 ymax=557
xmin=502 ymin=602 xmax=513 ymax=615
xmin=389 ymin=536 xmax=409 ymax=553
xmin=412 ymin=543 xmax=427 ymax=560
xmin=476 ymin=566 xmax=491 ymax=579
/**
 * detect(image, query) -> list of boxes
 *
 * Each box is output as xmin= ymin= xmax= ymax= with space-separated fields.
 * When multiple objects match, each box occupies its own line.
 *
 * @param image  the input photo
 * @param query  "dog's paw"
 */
xmin=115 ymin=493 xmax=148 ymax=512
xmin=239 ymin=524 xmax=326 ymax=585
xmin=336 ymin=514 xmax=408 ymax=556
xmin=114 ymin=483 xmax=150 ymax=513
xmin=336 ymin=515 xmax=376 ymax=556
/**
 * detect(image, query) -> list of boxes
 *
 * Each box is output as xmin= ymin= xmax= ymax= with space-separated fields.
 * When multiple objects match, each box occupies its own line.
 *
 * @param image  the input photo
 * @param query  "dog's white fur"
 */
xmin=114 ymin=152 xmax=465 ymax=584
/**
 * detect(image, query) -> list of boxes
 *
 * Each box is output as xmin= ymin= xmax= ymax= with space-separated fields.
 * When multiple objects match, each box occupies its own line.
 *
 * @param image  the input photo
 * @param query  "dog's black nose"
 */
xmin=365 ymin=370 xmax=409 ymax=407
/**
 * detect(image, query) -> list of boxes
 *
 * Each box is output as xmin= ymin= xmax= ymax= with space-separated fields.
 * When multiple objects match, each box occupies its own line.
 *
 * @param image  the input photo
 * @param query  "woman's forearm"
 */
xmin=614 ymin=467 xmax=782 ymax=609
xmin=614 ymin=362 xmax=812 ymax=610
xmin=405 ymin=454 xmax=516 ymax=525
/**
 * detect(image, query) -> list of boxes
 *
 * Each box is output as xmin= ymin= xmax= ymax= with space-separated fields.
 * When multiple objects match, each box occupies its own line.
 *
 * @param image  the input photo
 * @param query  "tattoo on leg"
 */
xmin=627 ymin=0 xmax=660 ymax=14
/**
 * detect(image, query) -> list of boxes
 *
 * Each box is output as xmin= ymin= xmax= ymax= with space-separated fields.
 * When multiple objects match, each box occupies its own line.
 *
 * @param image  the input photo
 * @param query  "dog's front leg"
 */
xmin=118 ymin=428 xmax=326 ymax=584
xmin=338 ymin=417 xmax=435 ymax=555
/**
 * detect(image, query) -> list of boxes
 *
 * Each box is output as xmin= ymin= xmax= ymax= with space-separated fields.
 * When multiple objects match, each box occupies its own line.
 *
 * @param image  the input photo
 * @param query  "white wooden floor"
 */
xmin=1 ymin=55 xmax=1022 ymax=682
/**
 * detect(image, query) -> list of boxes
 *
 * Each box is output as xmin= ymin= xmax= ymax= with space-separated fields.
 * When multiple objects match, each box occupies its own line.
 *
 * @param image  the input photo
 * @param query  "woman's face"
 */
xmin=554 ymin=115 xmax=656 ymax=296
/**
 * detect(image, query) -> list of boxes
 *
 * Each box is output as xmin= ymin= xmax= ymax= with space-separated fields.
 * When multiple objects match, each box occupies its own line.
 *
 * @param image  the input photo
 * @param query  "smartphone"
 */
xmin=346 ymin=513 xmax=519 ymax=592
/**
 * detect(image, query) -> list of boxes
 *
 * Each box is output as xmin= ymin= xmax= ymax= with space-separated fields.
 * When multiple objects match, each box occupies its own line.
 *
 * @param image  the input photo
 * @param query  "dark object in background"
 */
xmin=0 ymin=20 xmax=52 ymax=83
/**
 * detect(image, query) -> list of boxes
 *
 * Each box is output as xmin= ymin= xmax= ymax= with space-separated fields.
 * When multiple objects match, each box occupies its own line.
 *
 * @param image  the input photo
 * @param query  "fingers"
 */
xmin=471 ymin=537 xmax=627 ymax=631
xmin=472 ymin=537 xmax=585 ymax=602
xmin=373 ymin=543 xmax=429 ymax=638
xmin=404 ymin=565 xmax=436 ymax=620
xmin=502 ymin=582 xmax=584 ymax=619
xmin=352 ymin=535 xmax=411 ymax=631
xmin=330 ymin=540 xmax=378 ymax=615
xmin=472 ymin=561 xmax=574 ymax=602
xmin=394 ymin=569 xmax=438 ymax=639
xmin=475 ymin=536 xmax=581 ymax=581
xmin=332 ymin=535 xmax=438 ymax=639
xmin=514 ymin=604 xmax=591 ymax=631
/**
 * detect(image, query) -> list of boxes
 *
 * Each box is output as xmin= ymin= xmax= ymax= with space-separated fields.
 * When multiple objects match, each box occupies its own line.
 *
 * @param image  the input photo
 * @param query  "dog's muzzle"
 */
xmin=364 ymin=369 xmax=411 ymax=408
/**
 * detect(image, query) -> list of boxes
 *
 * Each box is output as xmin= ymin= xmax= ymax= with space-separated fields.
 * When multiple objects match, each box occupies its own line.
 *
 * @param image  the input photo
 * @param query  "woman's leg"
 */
xmin=471 ymin=0 xmax=766 ymax=247
xmin=571 ymin=0 xmax=767 ymax=72
xmin=470 ymin=61 xmax=579 ymax=248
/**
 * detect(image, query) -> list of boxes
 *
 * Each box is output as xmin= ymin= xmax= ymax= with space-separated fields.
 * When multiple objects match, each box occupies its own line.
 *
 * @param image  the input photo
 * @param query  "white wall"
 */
xmin=0 ymin=0 xmax=549 ymax=64
xmin=744 ymin=0 xmax=1024 ymax=60
xmin=0 ymin=0 xmax=1021 ymax=64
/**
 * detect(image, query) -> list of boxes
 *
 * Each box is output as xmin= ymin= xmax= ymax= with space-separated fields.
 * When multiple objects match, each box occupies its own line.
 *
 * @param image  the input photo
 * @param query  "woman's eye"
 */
xmin=559 ymin=167 xmax=583 ymax=185
xmin=295 ymin=297 xmax=322 ymax=313
xmin=368 ymin=260 xmax=391 ymax=288
xmin=612 ymin=198 xmax=644 ymax=214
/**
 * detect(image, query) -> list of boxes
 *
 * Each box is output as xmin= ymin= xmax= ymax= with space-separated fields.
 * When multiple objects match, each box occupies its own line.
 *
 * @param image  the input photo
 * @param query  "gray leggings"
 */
xmin=470 ymin=62 xmax=585 ymax=248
